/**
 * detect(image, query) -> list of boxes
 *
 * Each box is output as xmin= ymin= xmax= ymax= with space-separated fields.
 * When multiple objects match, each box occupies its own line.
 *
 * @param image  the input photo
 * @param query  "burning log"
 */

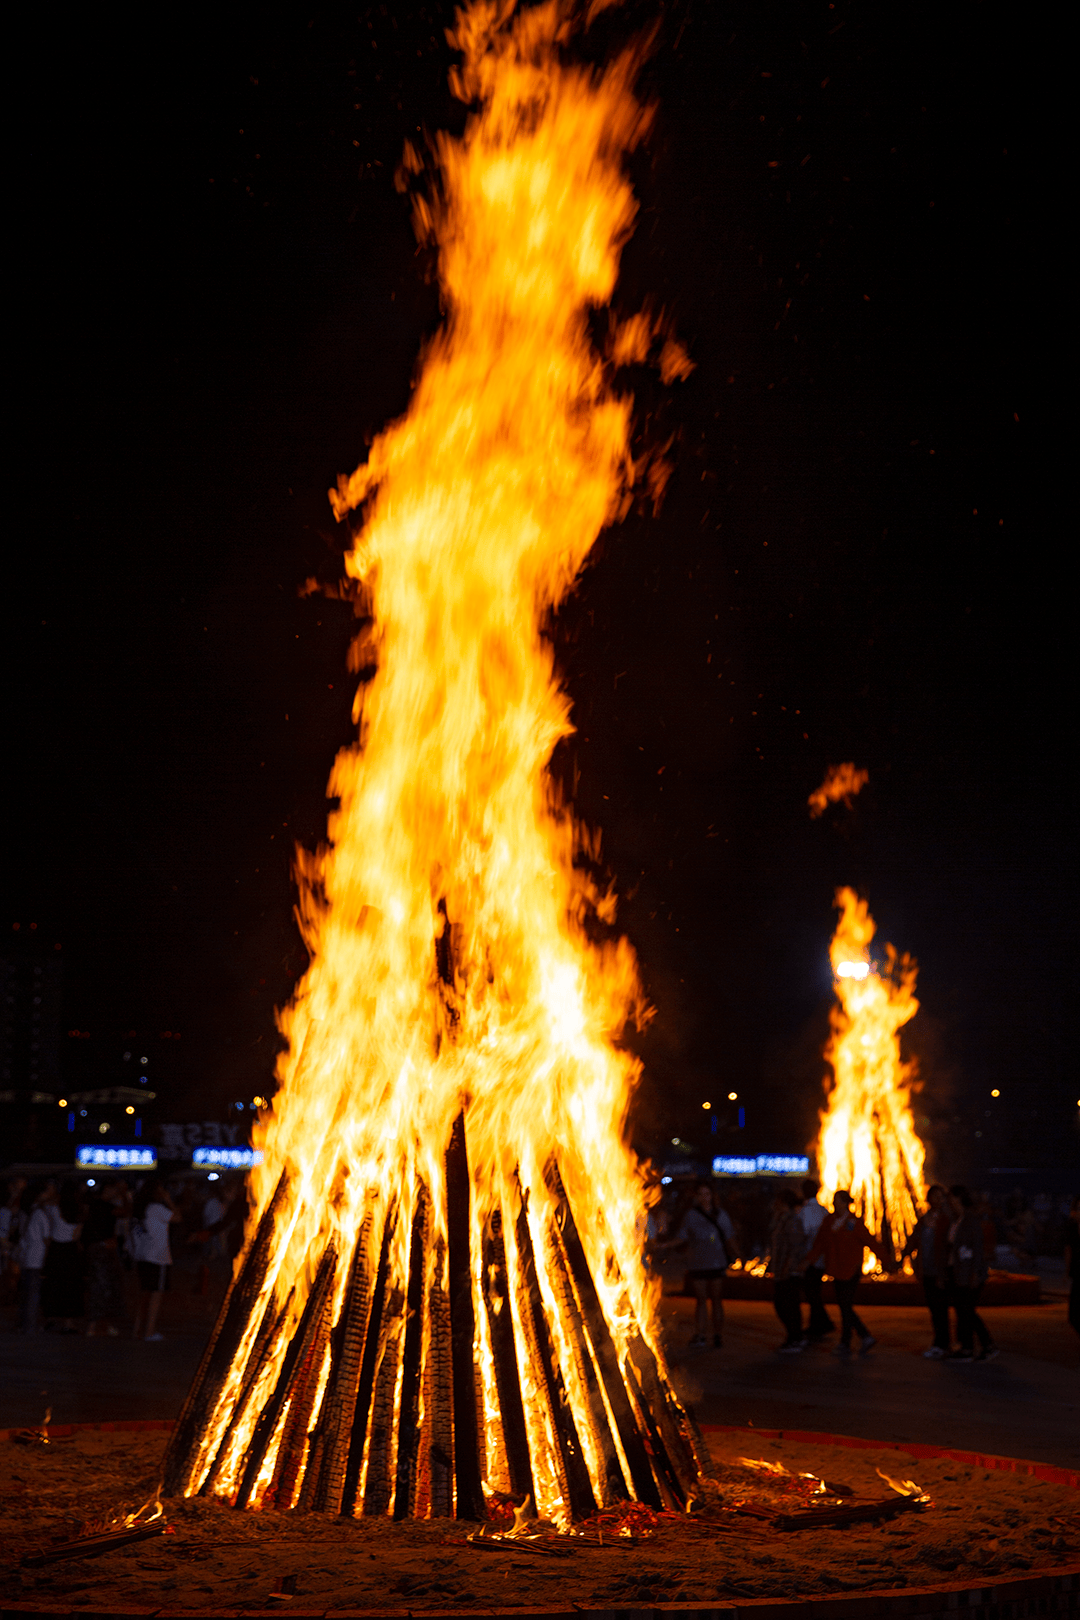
xmin=163 ymin=1169 xmax=290 ymax=1498
xmin=481 ymin=1211 xmax=534 ymax=1503
xmin=304 ymin=1215 xmax=375 ymax=1514
xmin=235 ymin=1245 xmax=337 ymax=1510
xmin=514 ymin=1187 xmax=597 ymax=1520
xmin=21 ymin=1522 xmax=167 ymax=1568
xmin=391 ymin=1183 xmax=429 ymax=1519
xmin=771 ymin=1494 xmax=926 ymax=1530
xmin=340 ymin=1202 xmax=397 ymax=1517
xmin=446 ymin=1114 xmax=485 ymax=1520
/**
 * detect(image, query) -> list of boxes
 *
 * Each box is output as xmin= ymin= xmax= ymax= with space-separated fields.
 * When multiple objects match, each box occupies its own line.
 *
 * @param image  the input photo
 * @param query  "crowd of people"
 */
xmin=653 ymin=1178 xmax=1080 ymax=1361
xmin=0 ymin=1174 xmax=242 ymax=1339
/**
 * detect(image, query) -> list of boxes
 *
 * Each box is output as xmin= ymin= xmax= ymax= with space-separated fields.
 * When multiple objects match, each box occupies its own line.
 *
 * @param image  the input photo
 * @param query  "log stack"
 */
xmin=161 ymin=1122 xmax=704 ymax=1522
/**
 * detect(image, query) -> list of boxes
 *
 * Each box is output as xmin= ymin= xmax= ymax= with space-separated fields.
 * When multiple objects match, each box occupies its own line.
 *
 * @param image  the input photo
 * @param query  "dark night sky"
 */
xmin=6 ymin=2 xmax=1072 ymax=1175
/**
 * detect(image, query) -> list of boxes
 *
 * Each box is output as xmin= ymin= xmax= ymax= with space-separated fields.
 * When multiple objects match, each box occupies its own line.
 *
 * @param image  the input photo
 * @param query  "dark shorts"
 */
xmin=137 ymin=1262 xmax=171 ymax=1293
xmin=686 ymin=1267 xmax=727 ymax=1281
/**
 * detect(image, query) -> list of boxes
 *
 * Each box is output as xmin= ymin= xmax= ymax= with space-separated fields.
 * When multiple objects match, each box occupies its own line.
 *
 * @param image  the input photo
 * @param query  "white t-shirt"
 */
xmin=19 ymin=1207 xmax=51 ymax=1269
xmin=47 ymin=1206 xmax=79 ymax=1243
xmin=133 ymin=1203 xmax=174 ymax=1266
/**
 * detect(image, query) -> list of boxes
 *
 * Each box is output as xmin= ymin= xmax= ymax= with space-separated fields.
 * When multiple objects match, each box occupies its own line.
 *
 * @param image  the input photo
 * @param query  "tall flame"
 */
xmin=815 ymin=887 xmax=926 ymax=1273
xmin=176 ymin=1 xmax=694 ymax=1520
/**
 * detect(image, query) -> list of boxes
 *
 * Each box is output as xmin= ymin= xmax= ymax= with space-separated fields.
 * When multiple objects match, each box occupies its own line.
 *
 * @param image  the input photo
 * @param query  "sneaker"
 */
xmin=948 ymin=1349 xmax=974 ymax=1362
xmin=144 ymin=1332 xmax=165 ymax=1342
xmin=777 ymin=1343 xmax=804 ymax=1355
xmin=688 ymin=1334 xmax=708 ymax=1347
xmin=980 ymin=1344 xmax=1000 ymax=1360
xmin=859 ymin=1335 xmax=878 ymax=1356
xmin=922 ymin=1345 xmax=947 ymax=1359
xmin=833 ymin=1344 xmax=852 ymax=1358
xmin=713 ymin=1335 xmax=723 ymax=1349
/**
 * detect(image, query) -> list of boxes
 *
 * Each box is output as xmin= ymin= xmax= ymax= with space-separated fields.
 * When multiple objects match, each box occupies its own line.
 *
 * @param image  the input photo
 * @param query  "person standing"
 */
xmin=15 ymin=1182 xmax=52 ymax=1335
xmin=84 ymin=1179 xmax=127 ymax=1337
xmin=947 ymin=1184 xmax=997 ymax=1361
xmin=131 ymin=1178 xmax=180 ymax=1341
xmin=0 ymin=1175 xmax=28 ymax=1306
xmin=902 ymin=1185 xmax=951 ymax=1357
xmin=806 ymin=1190 xmax=888 ymax=1357
xmin=770 ymin=1186 xmax=809 ymax=1352
xmin=1064 ymin=1194 xmax=1080 ymax=1341
xmin=662 ymin=1181 xmax=740 ymax=1348
xmin=42 ymin=1180 xmax=84 ymax=1332
xmin=799 ymin=1179 xmax=834 ymax=1339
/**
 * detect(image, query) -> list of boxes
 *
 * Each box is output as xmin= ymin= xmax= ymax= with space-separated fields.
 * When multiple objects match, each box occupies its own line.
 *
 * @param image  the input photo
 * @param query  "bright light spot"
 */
xmin=990 ymin=1089 xmax=1000 ymax=1098
xmin=86 ymin=1178 xmax=96 ymax=1187
xmin=728 ymin=1091 xmax=738 ymax=1101
xmin=140 ymin=1056 xmax=148 ymax=1064
xmin=661 ymin=1175 xmax=672 ymax=1185
xmin=207 ymin=1172 xmax=220 ymax=1182
xmin=58 ymin=1098 xmax=67 ymax=1108
xmin=98 ymin=1122 xmax=110 ymax=1135
xmin=671 ymin=1137 xmax=679 ymax=1146
xmin=702 ymin=1101 xmax=712 ymax=1110
xmin=836 ymin=960 xmax=870 ymax=980
xmin=125 ymin=1105 xmax=135 ymax=1115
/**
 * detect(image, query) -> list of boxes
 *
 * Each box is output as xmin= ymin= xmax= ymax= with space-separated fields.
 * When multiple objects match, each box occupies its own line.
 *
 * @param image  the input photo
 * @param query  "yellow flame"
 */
xmin=876 ymin=1466 xmax=927 ymax=1500
xmin=816 ymin=888 xmax=925 ymax=1273
xmin=193 ymin=0 xmax=687 ymax=1519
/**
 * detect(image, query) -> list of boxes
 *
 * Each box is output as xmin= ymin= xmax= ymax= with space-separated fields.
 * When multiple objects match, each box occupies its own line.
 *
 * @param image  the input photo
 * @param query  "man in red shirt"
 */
xmin=806 ymin=1190 xmax=889 ymax=1356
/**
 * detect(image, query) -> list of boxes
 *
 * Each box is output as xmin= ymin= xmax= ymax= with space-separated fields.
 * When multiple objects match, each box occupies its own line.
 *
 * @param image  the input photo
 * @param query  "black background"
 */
xmin=6 ymin=1 xmax=1070 ymax=1175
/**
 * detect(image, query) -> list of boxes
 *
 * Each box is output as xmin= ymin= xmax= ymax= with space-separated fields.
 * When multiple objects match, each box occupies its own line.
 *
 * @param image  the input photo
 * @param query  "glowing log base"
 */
xmin=162 ymin=1135 xmax=706 ymax=1521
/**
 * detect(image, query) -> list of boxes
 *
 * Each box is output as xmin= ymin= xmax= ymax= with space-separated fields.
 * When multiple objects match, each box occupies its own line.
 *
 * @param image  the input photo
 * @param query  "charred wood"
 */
xmin=307 ymin=1214 xmax=374 ymax=1514
xmin=514 ymin=1186 xmax=597 ymax=1520
xmin=235 ymin=1245 xmax=337 ymax=1511
xmin=340 ymin=1201 xmax=397 ymax=1517
xmin=481 ymin=1211 xmax=534 ymax=1502
xmin=446 ymin=1112 xmax=484 ymax=1520
xmin=392 ymin=1183 xmax=429 ymax=1519
xmin=546 ymin=1166 xmax=660 ymax=1509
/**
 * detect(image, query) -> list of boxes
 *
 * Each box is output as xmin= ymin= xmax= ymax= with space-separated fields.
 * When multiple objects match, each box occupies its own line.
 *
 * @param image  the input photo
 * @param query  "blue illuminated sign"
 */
xmin=192 ymin=1147 xmax=264 ymax=1169
xmin=77 ymin=1146 xmax=158 ymax=1169
xmin=712 ymin=1153 xmax=810 ymax=1177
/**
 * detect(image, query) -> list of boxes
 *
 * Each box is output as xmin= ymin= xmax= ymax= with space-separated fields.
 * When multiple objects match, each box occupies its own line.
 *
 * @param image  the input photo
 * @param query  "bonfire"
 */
xmin=816 ymin=886 xmax=926 ymax=1273
xmin=162 ymin=0 xmax=706 ymax=1523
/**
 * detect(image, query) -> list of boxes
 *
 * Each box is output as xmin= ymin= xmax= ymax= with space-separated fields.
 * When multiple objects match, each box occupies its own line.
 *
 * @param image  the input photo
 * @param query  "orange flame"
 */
xmin=188 ymin=1 xmax=689 ymax=1520
xmin=807 ymin=763 xmax=869 ymax=818
xmin=815 ymin=888 xmax=925 ymax=1273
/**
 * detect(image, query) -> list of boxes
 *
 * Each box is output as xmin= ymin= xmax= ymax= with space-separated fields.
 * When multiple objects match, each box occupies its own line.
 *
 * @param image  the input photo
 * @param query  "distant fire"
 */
xmin=815 ymin=887 xmax=926 ymax=1273
xmin=163 ymin=0 xmax=704 ymax=1522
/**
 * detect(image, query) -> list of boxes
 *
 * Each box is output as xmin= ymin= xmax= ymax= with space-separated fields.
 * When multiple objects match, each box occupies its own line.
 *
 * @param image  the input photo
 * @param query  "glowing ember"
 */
xmin=815 ymin=887 xmax=926 ymax=1274
xmin=162 ymin=0 xmax=704 ymax=1523
xmin=807 ymin=762 xmax=869 ymax=818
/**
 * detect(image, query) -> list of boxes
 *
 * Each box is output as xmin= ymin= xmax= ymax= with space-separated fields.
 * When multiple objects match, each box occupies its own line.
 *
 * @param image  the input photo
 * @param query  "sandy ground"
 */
xmin=2 ymin=1427 xmax=1076 ymax=1613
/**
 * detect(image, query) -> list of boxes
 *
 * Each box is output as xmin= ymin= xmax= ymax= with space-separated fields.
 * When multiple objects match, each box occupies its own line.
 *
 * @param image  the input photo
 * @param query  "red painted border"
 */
xmin=700 ymin=1422 xmax=1079 ymax=1488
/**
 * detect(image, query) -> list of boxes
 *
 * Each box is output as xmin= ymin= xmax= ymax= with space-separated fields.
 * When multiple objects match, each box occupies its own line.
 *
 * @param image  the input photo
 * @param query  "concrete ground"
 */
xmin=660 ymin=1288 xmax=1079 ymax=1469
xmin=2 ymin=1275 xmax=1076 ymax=1470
